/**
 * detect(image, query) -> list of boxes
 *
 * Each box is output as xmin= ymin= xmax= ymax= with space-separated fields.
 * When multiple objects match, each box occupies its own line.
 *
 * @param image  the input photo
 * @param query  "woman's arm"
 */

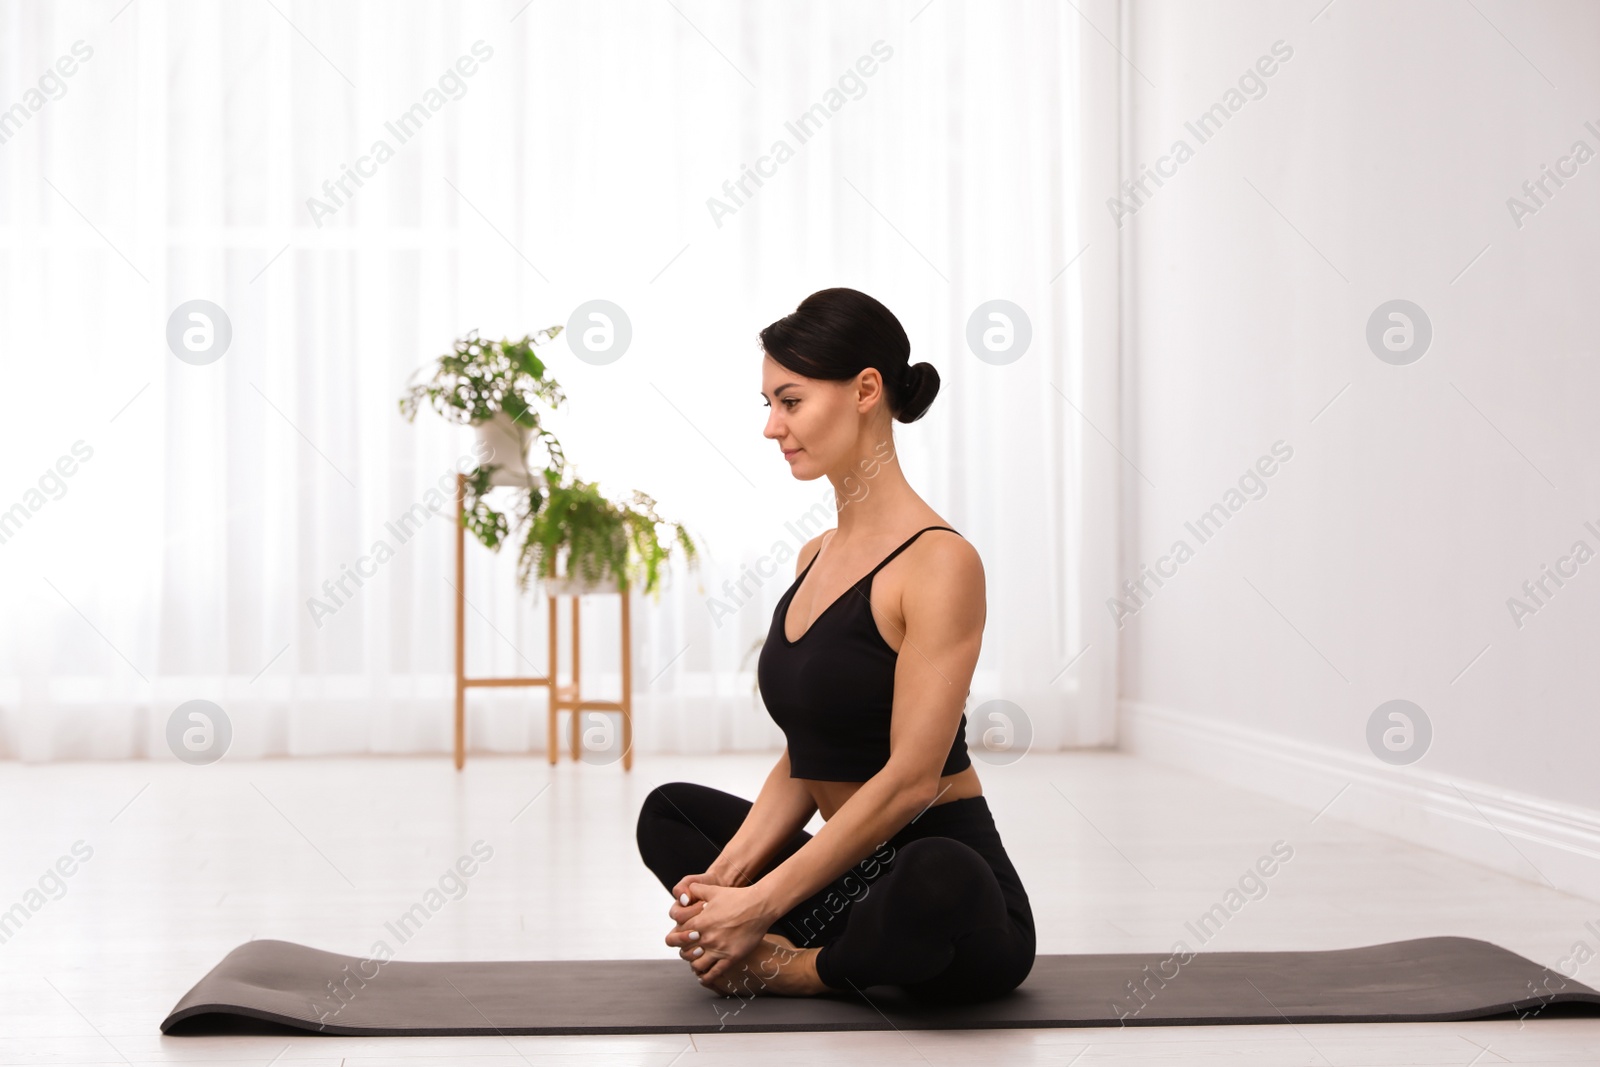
xmin=705 ymin=748 xmax=819 ymax=887
xmin=749 ymin=534 xmax=986 ymax=923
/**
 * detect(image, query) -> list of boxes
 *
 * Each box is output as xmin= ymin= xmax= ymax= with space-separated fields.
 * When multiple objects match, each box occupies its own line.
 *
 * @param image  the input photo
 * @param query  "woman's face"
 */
xmin=761 ymin=353 xmax=886 ymax=478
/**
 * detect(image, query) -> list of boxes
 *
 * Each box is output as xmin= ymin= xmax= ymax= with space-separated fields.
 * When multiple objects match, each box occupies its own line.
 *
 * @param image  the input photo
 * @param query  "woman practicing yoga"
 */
xmin=635 ymin=288 xmax=1036 ymax=1004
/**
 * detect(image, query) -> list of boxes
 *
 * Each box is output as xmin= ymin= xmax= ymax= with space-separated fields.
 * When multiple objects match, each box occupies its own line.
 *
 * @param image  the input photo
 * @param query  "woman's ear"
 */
xmin=856 ymin=367 xmax=887 ymax=412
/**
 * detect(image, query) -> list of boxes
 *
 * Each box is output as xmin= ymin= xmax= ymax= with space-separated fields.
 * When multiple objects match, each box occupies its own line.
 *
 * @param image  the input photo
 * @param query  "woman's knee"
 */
xmin=634 ymin=781 xmax=742 ymax=861
xmin=895 ymin=837 xmax=988 ymax=877
xmin=638 ymin=780 xmax=687 ymax=819
xmin=886 ymin=838 xmax=994 ymax=915
xmin=636 ymin=781 xmax=690 ymax=858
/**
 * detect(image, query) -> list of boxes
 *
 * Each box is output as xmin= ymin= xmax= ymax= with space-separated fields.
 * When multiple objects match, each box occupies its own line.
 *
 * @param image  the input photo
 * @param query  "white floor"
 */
xmin=2 ymin=750 xmax=1598 ymax=1066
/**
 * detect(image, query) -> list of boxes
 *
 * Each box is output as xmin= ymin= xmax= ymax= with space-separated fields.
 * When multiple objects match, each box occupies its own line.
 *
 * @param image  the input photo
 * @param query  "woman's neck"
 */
xmin=825 ymin=441 xmax=927 ymax=540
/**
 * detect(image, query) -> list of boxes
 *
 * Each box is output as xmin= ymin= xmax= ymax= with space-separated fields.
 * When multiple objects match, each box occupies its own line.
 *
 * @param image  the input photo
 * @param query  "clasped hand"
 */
xmin=664 ymin=871 xmax=774 ymax=989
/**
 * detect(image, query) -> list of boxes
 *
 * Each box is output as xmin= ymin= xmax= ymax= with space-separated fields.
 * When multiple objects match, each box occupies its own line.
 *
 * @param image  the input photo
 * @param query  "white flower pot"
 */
xmin=473 ymin=411 xmax=542 ymax=488
xmin=542 ymin=571 xmax=625 ymax=597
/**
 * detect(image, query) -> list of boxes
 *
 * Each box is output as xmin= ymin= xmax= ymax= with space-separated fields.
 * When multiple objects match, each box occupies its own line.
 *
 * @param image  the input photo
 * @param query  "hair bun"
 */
xmin=895 ymin=360 xmax=939 ymax=424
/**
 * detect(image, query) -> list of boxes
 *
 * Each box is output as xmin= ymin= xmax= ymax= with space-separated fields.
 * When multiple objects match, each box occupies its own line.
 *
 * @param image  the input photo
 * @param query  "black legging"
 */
xmin=636 ymin=781 xmax=1036 ymax=1004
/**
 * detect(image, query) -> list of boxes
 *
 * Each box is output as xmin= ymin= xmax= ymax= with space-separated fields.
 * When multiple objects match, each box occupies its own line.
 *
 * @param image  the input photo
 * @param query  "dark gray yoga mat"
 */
xmin=160 ymin=936 xmax=1600 ymax=1035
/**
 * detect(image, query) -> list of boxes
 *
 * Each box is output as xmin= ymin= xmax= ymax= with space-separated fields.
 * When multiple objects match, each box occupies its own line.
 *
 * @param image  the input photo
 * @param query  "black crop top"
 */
xmin=757 ymin=525 xmax=973 ymax=782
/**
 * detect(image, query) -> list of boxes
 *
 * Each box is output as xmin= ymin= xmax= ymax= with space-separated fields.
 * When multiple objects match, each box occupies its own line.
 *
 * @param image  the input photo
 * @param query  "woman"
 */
xmin=635 ymin=288 xmax=1035 ymax=1004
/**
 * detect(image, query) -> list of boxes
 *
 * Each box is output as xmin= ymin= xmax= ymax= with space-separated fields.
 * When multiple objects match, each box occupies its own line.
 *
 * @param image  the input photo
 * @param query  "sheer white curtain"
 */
xmin=0 ymin=0 xmax=1120 ymax=761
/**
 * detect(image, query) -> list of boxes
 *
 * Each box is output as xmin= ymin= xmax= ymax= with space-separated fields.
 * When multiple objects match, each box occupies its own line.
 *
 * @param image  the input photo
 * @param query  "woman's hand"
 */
xmin=663 ymin=871 xmax=736 ymax=966
xmin=664 ymin=882 xmax=775 ymax=989
xmin=669 ymin=870 xmax=719 ymax=906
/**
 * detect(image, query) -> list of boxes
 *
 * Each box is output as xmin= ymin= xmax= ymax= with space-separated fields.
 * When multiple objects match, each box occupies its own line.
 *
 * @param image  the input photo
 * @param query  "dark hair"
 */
xmin=760 ymin=287 xmax=940 ymax=424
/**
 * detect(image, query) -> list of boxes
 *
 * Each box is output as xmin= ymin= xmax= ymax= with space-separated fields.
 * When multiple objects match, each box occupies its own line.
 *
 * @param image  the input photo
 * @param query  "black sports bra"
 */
xmin=757 ymin=525 xmax=973 ymax=782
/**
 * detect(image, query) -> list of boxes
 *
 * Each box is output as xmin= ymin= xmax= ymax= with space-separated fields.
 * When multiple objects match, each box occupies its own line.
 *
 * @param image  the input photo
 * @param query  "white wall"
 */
xmin=1115 ymin=0 xmax=1600 ymax=899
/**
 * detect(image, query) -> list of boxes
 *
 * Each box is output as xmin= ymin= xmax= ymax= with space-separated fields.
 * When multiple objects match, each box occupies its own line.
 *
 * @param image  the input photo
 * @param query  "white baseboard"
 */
xmin=1120 ymin=700 xmax=1600 ymax=904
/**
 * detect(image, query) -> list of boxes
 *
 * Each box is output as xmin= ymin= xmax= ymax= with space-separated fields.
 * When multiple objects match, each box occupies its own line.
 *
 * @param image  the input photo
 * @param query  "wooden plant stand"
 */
xmin=451 ymin=473 xmax=633 ymax=771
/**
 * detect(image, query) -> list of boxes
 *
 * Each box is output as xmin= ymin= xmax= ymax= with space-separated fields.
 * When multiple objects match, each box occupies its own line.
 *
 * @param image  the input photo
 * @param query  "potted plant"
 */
xmin=523 ymin=467 xmax=700 ymax=599
xmin=399 ymin=329 xmax=699 ymax=599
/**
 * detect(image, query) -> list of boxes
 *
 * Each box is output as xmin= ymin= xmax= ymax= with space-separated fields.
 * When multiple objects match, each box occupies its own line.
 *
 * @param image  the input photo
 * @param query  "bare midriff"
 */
xmin=802 ymin=762 xmax=983 ymax=823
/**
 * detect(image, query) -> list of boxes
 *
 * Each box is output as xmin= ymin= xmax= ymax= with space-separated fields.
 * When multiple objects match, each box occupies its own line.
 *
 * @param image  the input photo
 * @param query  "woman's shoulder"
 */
xmin=905 ymin=524 xmax=981 ymax=580
xmin=898 ymin=526 xmax=985 ymax=635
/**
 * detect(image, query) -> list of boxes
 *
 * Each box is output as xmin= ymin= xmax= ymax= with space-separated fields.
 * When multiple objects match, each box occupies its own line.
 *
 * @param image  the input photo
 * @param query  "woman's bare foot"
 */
xmin=703 ymin=934 xmax=830 ymax=997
